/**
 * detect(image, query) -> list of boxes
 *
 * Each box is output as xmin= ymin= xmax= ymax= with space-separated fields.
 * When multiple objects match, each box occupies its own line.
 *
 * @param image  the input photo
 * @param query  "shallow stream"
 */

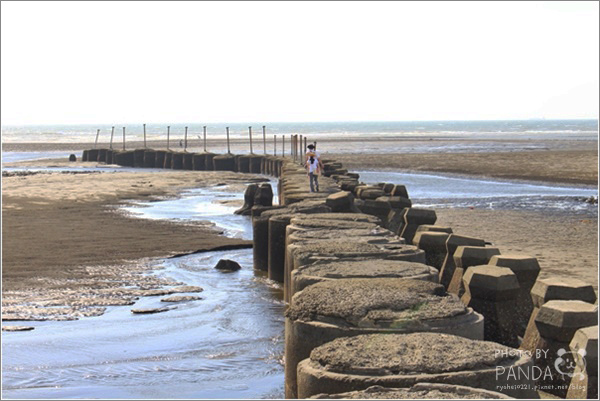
xmin=2 ymin=181 xmax=285 ymax=399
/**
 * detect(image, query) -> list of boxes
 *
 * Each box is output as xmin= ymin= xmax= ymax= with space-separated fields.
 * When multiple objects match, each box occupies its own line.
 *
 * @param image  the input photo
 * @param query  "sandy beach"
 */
xmin=1 ymin=164 xmax=268 ymax=321
xmin=2 ymin=141 xmax=598 ymax=323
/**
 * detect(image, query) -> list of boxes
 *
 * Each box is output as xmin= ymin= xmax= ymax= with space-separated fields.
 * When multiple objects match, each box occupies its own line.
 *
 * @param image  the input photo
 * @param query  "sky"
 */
xmin=1 ymin=1 xmax=598 ymax=125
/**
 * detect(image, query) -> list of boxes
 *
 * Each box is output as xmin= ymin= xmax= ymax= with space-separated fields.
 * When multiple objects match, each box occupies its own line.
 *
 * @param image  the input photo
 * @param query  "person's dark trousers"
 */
xmin=309 ymin=172 xmax=319 ymax=192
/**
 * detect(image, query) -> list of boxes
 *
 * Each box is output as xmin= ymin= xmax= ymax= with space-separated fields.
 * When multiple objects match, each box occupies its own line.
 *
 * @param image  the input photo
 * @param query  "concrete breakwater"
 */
xmin=81 ymin=148 xmax=598 ymax=399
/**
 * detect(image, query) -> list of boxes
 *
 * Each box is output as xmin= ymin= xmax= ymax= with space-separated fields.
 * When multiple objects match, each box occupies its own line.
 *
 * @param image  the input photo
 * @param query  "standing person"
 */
xmin=305 ymin=144 xmax=320 ymax=192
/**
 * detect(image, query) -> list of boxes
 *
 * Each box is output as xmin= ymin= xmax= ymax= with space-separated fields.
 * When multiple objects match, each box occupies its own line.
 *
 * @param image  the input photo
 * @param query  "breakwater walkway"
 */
xmin=79 ymin=147 xmax=598 ymax=399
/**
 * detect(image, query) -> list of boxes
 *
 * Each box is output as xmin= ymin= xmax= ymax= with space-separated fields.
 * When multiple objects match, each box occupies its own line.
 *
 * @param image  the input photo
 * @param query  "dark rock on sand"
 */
xmin=2 ymin=325 xmax=35 ymax=332
xmin=215 ymin=259 xmax=242 ymax=271
xmin=131 ymin=307 xmax=171 ymax=314
xmin=161 ymin=295 xmax=203 ymax=302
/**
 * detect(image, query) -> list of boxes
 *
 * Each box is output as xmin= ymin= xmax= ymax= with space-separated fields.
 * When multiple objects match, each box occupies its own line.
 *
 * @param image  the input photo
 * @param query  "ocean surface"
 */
xmin=2 ymin=119 xmax=598 ymax=143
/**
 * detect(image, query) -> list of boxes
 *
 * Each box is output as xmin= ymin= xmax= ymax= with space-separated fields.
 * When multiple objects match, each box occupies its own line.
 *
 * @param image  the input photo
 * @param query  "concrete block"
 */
xmin=212 ymin=154 xmax=236 ymax=171
xmin=143 ymin=150 xmax=156 ymax=167
xmin=439 ymin=234 xmax=485 ymax=289
xmin=359 ymin=188 xmax=385 ymax=200
xmin=415 ymin=224 xmax=453 ymax=235
xmin=325 ymin=191 xmax=357 ymax=213
xmin=134 ymin=149 xmax=146 ymax=167
xmin=296 ymin=332 xmax=536 ymax=399
xmin=387 ymin=208 xmax=408 ymax=235
xmin=530 ymin=302 xmax=598 ymax=397
xmin=285 ymin=279 xmax=485 ymax=398
xmin=155 ymin=150 xmax=166 ymax=168
xmin=171 ymin=152 xmax=184 ymax=169
xmin=535 ymin=300 xmax=598 ymax=343
xmin=400 ymin=208 xmax=437 ymax=245
xmin=87 ymin=148 xmax=99 ymax=162
xmin=291 ymin=259 xmax=439 ymax=298
xmin=254 ymin=183 xmax=273 ymax=207
xmin=489 ymin=254 xmax=541 ymax=336
xmin=377 ymin=196 xmax=412 ymax=209
xmin=530 ymin=277 xmax=597 ymax=309
xmin=522 ymin=278 xmax=598 ymax=369
xmin=390 ymin=184 xmax=409 ymax=198
xmin=358 ymin=199 xmax=391 ymax=225
xmin=462 ymin=265 xmax=520 ymax=302
xmin=183 ymin=152 xmax=194 ymax=170
xmin=163 ymin=151 xmax=173 ymax=168
xmin=309 ymin=383 xmax=513 ymax=399
xmin=234 ymin=184 xmax=258 ymax=215
xmin=567 ymin=325 xmax=598 ymax=399
xmin=412 ymin=231 xmax=451 ymax=270
xmin=249 ymin=155 xmax=263 ymax=173
xmin=191 ymin=153 xmax=206 ymax=170
xmin=449 ymin=246 xmax=501 ymax=296
xmin=462 ymin=265 xmax=520 ymax=346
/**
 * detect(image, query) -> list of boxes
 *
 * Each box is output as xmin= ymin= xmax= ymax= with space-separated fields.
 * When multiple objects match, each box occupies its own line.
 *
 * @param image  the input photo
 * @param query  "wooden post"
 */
xmin=274 ymin=135 xmax=277 ymax=156
xmin=282 ymin=135 xmax=285 ymax=157
xmin=184 ymin=126 xmax=188 ymax=151
xmin=263 ymin=125 xmax=266 ymax=154
xmin=109 ymin=126 xmax=115 ymax=149
xmin=203 ymin=126 xmax=207 ymax=152
xmin=94 ymin=129 xmax=100 ymax=148
xmin=226 ymin=127 xmax=231 ymax=154
xmin=143 ymin=123 xmax=147 ymax=148
xmin=299 ymin=135 xmax=303 ymax=159
xmin=249 ymin=126 xmax=253 ymax=154
xmin=122 ymin=127 xmax=126 ymax=150
xmin=304 ymin=136 xmax=307 ymax=152
xmin=167 ymin=126 xmax=171 ymax=150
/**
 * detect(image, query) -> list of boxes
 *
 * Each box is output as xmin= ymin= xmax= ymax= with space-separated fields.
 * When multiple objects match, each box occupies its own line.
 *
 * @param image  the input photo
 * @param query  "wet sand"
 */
xmin=2 ymin=141 xmax=598 ymax=322
xmin=1 ymin=164 xmax=267 ymax=321
xmin=329 ymin=149 xmax=598 ymax=186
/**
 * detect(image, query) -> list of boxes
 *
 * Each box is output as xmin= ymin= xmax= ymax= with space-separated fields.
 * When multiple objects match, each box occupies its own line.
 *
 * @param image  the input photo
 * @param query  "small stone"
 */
xmin=131 ymin=307 xmax=171 ymax=314
xmin=214 ymin=259 xmax=242 ymax=271
xmin=2 ymin=325 xmax=35 ymax=332
xmin=161 ymin=295 xmax=203 ymax=302
xmin=171 ymin=285 xmax=204 ymax=293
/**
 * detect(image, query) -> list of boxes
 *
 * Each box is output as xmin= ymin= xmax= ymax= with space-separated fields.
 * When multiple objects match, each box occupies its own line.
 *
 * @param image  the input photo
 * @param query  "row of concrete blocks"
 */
xmin=249 ymin=160 xmax=528 ymax=399
xmin=255 ymin=158 xmax=599 ymax=399
xmin=323 ymin=167 xmax=600 ymax=398
xmin=404 ymin=223 xmax=599 ymax=399
xmin=82 ymin=148 xmax=285 ymax=176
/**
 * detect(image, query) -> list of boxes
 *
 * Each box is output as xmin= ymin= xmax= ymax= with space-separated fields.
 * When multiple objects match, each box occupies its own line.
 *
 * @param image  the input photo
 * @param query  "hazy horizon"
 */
xmin=2 ymin=117 xmax=598 ymax=129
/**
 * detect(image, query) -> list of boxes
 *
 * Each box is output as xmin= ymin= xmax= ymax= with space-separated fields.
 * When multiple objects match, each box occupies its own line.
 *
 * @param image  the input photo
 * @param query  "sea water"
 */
xmin=358 ymin=171 xmax=598 ymax=216
xmin=2 ymin=119 xmax=597 ymax=144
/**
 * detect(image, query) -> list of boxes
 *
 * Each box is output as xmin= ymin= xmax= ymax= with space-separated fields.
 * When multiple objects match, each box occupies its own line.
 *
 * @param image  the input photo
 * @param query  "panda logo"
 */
xmin=555 ymin=348 xmax=587 ymax=379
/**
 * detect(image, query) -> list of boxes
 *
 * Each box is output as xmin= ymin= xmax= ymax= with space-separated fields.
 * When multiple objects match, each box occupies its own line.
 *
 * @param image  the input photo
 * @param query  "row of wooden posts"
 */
xmin=93 ymin=125 xmax=312 ymax=161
